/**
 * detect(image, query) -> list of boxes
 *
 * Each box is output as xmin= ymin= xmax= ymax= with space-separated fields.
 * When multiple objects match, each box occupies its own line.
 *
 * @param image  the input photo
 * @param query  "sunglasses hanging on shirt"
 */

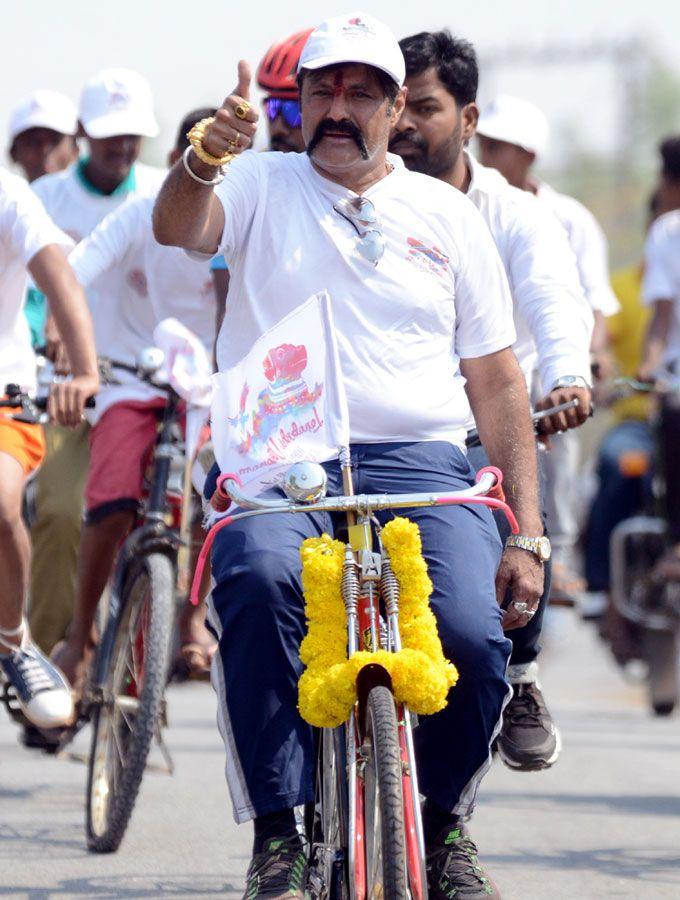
xmin=333 ymin=196 xmax=385 ymax=266
xmin=263 ymin=98 xmax=302 ymax=129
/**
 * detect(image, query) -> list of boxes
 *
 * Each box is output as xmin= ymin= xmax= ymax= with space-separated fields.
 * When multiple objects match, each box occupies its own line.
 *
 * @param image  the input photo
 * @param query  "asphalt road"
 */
xmin=2 ymin=609 xmax=679 ymax=900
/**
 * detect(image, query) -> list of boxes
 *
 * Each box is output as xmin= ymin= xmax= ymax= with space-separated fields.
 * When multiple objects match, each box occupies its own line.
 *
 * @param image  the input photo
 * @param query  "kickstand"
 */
xmin=154 ymin=720 xmax=175 ymax=775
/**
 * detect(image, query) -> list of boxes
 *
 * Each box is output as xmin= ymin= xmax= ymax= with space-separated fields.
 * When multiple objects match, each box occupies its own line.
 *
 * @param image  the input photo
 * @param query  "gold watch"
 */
xmin=505 ymin=534 xmax=552 ymax=562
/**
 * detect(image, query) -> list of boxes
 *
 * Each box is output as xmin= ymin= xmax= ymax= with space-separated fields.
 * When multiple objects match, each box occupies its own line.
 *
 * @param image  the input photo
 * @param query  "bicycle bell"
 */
xmin=282 ymin=461 xmax=328 ymax=503
xmin=137 ymin=347 xmax=166 ymax=377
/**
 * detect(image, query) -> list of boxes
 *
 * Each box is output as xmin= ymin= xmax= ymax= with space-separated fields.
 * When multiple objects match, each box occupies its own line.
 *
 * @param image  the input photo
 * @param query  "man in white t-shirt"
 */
xmin=51 ymin=109 xmax=220 ymax=693
xmin=390 ymin=29 xmax=593 ymax=778
xmin=0 ymin=169 xmax=98 ymax=730
xmin=26 ymin=69 xmax=165 ymax=670
xmin=155 ymin=13 xmax=546 ymax=898
xmin=476 ymin=94 xmax=618 ymax=600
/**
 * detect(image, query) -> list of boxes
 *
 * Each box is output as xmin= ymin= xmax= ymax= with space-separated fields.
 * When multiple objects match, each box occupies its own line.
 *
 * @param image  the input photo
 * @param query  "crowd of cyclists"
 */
xmin=1 ymin=11 xmax=679 ymax=899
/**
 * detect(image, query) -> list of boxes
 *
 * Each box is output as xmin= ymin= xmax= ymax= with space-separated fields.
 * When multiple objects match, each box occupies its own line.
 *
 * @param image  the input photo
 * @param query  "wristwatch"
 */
xmin=550 ymin=375 xmax=590 ymax=391
xmin=506 ymin=534 xmax=552 ymax=562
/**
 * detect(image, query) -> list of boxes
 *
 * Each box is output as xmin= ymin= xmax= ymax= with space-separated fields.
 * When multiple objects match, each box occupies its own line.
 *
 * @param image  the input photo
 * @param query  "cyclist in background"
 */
xmin=154 ymin=13 xmax=545 ymax=898
xmin=26 ymin=70 xmax=165 ymax=675
xmin=51 ymin=109 xmax=221 ymax=694
xmin=391 ymin=29 xmax=593 ymax=773
xmin=582 ymin=192 xmax=660 ymax=629
xmin=8 ymin=90 xmax=79 ymax=184
xmin=639 ymin=134 xmax=680 ymax=581
xmin=8 ymin=91 xmax=80 ymax=352
xmin=0 ymin=168 xmax=98 ymax=730
xmin=476 ymin=95 xmax=619 ymax=604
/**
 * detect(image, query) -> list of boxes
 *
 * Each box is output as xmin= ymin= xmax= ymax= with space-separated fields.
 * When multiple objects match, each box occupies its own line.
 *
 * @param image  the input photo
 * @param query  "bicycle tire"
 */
xmin=363 ymin=685 xmax=408 ymax=899
xmin=85 ymin=551 xmax=175 ymax=853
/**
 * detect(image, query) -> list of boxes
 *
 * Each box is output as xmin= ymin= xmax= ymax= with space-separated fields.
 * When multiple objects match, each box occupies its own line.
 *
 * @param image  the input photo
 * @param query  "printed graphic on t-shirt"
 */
xmin=229 ymin=342 xmax=323 ymax=456
xmin=405 ymin=236 xmax=449 ymax=278
xmin=126 ymin=268 xmax=148 ymax=297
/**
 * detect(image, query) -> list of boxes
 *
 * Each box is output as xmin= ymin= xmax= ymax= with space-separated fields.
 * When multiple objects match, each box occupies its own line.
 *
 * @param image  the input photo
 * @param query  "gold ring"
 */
xmin=234 ymin=101 xmax=251 ymax=120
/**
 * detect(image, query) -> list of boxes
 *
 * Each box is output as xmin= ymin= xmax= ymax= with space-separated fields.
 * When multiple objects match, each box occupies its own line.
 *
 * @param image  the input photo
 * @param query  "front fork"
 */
xmin=344 ymin=516 xmax=427 ymax=900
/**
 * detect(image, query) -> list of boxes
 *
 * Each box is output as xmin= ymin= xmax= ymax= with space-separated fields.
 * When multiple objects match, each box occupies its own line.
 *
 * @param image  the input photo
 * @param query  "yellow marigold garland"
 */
xmin=297 ymin=517 xmax=459 ymax=728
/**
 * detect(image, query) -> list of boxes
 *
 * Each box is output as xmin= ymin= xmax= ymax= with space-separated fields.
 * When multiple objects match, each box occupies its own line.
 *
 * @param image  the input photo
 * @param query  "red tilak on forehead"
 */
xmin=332 ymin=71 xmax=344 ymax=97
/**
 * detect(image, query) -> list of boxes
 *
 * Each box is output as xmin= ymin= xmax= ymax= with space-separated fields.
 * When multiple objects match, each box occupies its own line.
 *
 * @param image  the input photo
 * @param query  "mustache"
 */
xmin=388 ymin=131 xmax=428 ymax=154
xmin=307 ymin=118 xmax=369 ymax=160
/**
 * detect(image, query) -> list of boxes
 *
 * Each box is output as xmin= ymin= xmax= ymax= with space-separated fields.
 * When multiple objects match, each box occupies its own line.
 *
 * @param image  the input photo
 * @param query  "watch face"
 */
xmin=537 ymin=536 xmax=552 ymax=561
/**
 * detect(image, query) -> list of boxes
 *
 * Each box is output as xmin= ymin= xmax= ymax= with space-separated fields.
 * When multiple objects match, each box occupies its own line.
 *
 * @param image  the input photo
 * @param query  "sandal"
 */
xmin=172 ymin=639 xmax=217 ymax=682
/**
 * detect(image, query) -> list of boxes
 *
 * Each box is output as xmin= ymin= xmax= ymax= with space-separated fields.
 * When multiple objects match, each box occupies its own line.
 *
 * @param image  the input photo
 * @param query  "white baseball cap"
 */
xmin=79 ymin=68 xmax=159 ymax=139
xmin=477 ymin=94 xmax=549 ymax=157
xmin=9 ymin=90 xmax=78 ymax=144
xmin=298 ymin=11 xmax=405 ymax=87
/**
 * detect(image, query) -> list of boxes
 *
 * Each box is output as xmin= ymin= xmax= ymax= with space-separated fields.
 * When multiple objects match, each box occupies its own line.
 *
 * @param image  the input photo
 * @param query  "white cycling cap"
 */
xmin=79 ymin=68 xmax=159 ymax=139
xmin=477 ymin=94 xmax=549 ymax=157
xmin=298 ymin=11 xmax=405 ymax=87
xmin=9 ymin=90 xmax=78 ymax=143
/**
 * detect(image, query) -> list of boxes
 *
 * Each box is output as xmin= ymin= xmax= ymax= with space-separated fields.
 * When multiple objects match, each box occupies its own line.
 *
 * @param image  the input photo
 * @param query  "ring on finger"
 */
xmin=234 ymin=101 xmax=251 ymax=120
xmin=228 ymin=134 xmax=240 ymax=149
xmin=512 ymin=601 xmax=528 ymax=614
xmin=524 ymin=608 xmax=536 ymax=618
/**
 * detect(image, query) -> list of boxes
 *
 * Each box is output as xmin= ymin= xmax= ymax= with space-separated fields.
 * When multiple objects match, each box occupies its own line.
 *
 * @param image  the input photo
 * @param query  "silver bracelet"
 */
xmin=182 ymin=147 xmax=225 ymax=186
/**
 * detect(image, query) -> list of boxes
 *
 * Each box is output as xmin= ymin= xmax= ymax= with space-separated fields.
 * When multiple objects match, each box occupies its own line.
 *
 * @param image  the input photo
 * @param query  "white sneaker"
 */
xmin=0 ymin=639 xmax=74 ymax=729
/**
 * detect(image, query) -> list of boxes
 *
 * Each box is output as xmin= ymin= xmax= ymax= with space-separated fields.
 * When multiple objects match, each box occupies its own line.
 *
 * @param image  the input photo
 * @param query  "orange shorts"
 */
xmin=0 ymin=414 xmax=46 ymax=476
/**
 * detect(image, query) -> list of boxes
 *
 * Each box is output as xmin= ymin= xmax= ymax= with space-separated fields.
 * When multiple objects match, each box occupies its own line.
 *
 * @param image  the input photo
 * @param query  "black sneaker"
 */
xmin=496 ymin=682 xmax=561 ymax=771
xmin=243 ymin=835 xmax=308 ymax=899
xmin=427 ymin=825 xmax=499 ymax=898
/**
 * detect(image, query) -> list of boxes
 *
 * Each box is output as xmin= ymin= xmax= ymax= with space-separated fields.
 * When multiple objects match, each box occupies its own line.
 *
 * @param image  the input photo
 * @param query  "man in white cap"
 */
xmin=8 ymin=90 xmax=78 ymax=184
xmin=24 ymin=70 xmax=165 ymax=712
xmin=156 ymin=12 xmax=544 ymax=898
xmin=477 ymin=94 xmax=619 ymax=603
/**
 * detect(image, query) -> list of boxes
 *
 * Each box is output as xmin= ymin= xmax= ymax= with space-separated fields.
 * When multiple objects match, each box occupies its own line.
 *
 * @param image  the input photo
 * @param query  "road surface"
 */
xmin=1 ymin=609 xmax=679 ymax=899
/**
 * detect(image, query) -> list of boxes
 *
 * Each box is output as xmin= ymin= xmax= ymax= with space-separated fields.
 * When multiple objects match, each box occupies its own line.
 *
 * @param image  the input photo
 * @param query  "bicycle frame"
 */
xmin=191 ymin=454 xmax=518 ymax=899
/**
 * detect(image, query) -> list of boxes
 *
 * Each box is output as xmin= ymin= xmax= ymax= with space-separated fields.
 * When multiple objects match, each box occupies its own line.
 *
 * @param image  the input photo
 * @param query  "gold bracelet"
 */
xmin=186 ymin=117 xmax=235 ymax=167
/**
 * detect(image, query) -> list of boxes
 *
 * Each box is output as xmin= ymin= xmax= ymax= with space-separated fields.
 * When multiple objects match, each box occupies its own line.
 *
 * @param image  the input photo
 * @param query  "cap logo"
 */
xmin=342 ymin=16 xmax=375 ymax=37
xmin=106 ymin=80 xmax=132 ymax=109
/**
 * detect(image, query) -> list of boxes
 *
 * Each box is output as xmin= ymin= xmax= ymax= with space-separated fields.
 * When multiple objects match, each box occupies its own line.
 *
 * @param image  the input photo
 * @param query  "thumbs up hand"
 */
xmin=201 ymin=60 xmax=259 ymax=161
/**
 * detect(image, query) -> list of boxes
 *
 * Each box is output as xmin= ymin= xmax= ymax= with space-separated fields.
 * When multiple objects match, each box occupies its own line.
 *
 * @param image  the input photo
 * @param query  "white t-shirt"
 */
xmin=536 ymin=181 xmax=619 ymax=317
xmin=0 ymin=168 xmax=72 ymax=392
xmin=32 ymin=161 xmax=165 ymax=319
xmin=465 ymin=153 xmax=592 ymax=395
xmin=210 ymin=151 xmax=515 ymax=449
xmin=69 ymin=196 xmax=216 ymax=423
xmin=642 ymin=209 xmax=680 ymax=369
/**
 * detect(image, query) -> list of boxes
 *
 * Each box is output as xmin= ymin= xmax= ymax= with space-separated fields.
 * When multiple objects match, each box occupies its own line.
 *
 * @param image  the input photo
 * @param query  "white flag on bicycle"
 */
xmin=211 ymin=291 xmax=349 ymax=494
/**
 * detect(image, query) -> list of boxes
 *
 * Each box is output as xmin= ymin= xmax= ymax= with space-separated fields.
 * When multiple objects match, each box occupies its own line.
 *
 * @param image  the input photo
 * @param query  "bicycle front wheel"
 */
xmin=363 ymin=685 xmax=408 ymax=899
xmin=85 ymin=551 xmax=175 ymax=853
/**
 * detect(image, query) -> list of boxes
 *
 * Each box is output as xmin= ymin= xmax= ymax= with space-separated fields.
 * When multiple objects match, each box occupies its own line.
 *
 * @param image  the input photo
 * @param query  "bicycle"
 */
xmin=75 ymin=349 xmax=209 ymax=853
xmin=191 ymin=452 xmax=518 ymax=898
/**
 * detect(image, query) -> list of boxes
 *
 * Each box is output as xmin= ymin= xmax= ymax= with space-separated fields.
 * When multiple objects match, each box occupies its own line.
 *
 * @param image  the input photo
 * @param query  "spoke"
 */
xmin=110 ymin=713 xmax=127 ymax=771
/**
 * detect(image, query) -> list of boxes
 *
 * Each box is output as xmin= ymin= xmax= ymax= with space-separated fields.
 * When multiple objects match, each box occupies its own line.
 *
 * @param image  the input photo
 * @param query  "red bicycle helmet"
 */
xmin=257 ymin=27 xmax=315 ymax=99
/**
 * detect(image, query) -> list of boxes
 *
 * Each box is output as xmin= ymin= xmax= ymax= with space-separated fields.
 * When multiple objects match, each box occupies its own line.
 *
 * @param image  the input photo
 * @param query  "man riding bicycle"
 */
xmin=0 ymin=168 xmax=98 ymax=730
xmin=154 ymin=13 xmax=546 ymax=899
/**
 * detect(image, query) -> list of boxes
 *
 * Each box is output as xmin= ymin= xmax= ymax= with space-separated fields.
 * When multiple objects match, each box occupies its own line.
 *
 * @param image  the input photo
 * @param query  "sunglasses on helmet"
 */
xmin=263 ymin=98 xmax=302 ymax=129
